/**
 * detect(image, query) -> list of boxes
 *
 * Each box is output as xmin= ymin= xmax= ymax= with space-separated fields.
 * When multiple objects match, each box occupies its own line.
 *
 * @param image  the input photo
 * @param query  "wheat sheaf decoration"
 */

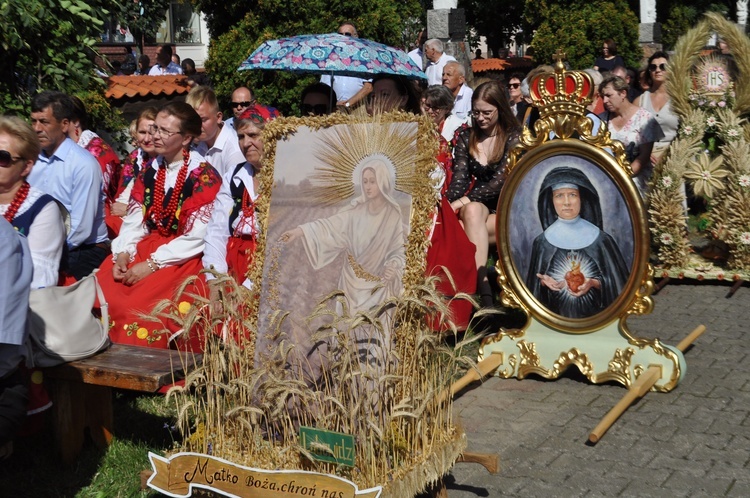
xmin=651 ymin=12 xmax=750 ymax=272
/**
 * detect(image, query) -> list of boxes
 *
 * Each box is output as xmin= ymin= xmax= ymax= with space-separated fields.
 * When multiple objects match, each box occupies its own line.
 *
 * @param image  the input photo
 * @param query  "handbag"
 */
xmin=26 ymin=271 xmax=110 ymax=368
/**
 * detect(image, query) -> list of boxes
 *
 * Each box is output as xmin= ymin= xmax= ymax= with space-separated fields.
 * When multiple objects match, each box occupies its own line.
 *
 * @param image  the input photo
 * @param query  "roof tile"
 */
xmin=105 ymin=75 xmax=191 ymax=100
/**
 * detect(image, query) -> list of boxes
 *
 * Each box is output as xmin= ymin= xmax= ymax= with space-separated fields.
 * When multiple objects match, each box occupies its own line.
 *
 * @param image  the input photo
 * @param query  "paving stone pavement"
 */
xmin=446 ymin=283 xmax=749 ymax=497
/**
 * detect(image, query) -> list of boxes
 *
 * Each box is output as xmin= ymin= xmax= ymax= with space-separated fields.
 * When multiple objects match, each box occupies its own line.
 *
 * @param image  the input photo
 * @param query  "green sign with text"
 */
xmin=299 ymin=426 xmax=356 ymax=467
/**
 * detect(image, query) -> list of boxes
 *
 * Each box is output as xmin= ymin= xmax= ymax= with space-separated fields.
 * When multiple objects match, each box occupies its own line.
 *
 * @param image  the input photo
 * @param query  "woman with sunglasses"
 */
xmin=106 ymin=107 xmax=158 ymax=236
xmin=593 ymin=39 xmax=624 ymax=74
xmin=299 ymin=83 xmax=337 ymax=116
xmin=635 ymin=52 xmax=678 ymax=165
xmin=599 ymin=75 xmax=663 ymax=197
xmin=0 ymin=116 xmax=66 ymax=289
xmin=98 ymin=102 xmax=222 ymax=351
xmin=447 ymin=80 xmax=521 ymax=307
xmin=507 ymin=73 xmax=528 ymax=123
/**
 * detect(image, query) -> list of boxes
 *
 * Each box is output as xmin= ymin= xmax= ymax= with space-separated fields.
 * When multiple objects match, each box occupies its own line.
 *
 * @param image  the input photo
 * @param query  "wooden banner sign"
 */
xmin=147 ymin=452 xmax=382 ymax=498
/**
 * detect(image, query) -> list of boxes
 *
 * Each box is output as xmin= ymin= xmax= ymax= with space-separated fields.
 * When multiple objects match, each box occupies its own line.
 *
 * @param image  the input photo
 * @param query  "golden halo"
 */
xmin=308 ymin=111 xmax=419 ymax=206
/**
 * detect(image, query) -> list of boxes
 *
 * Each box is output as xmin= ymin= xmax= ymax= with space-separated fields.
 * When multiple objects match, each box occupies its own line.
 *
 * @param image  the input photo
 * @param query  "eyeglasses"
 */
xmin=471 ymin=109 xmax=497 ymax=119
xmin=421 ymin=101 xmax=445 ymax=113
xmin=148 ymin=124 xmax=183 ymax=139
xmin=507 ymin=83 xmax=520 ymax=89
xmin=339 ymin=31 xmax=355 ymax=37
xmin=649 ymin=63 xmax=667 ymax=72
xmin=0 ymin=150 xmax=25 ymax=168
xmin=301 ymin=103 xmax=329 ymax=116
xmin=231 ymin=100 xmax=256 ymax=109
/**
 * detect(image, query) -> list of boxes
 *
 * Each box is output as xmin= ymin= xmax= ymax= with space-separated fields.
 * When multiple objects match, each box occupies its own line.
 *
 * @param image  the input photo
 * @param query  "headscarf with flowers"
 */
xmin=235 ymin=104 xmax=281 ymax=128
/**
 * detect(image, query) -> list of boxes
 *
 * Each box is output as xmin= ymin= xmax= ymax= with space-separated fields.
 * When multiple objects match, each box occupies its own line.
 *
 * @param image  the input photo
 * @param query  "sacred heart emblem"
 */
xmin=565 ymin=260 xmax=586 ymax=292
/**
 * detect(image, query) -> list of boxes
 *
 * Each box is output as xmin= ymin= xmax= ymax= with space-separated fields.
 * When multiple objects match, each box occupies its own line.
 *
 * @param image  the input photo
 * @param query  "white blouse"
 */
xmin=112 ymin=151 xmax=215 ymax=267
xmin=0 ymin=187 xmax=66 ymax=289
xmin=202 ymin=163 xmax=258 ymax=289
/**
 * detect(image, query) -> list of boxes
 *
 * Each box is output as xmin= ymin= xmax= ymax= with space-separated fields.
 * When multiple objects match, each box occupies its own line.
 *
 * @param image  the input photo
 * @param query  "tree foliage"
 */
xmin=204 ymin=0 xmax=422 ymax=116
xmin=459 ymin=0 xmax=527 ymax=57
xmin=528 ymin=0 xmax=641 ymax=70
xmin=113 ymin=0 xmax=171 ymax=49
xmin=0 ymin=0 xmax=107 ymax=114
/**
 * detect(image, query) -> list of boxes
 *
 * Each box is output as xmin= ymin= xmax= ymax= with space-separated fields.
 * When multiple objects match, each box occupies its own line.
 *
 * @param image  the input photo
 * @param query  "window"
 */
xmin=156 ymin=2 xmax=202 ymax=45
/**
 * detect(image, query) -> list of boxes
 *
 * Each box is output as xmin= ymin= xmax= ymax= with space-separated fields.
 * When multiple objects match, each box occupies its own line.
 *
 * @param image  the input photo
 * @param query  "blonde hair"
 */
xmin=0 ymin=115 xmax=41 ymax=161
xmin=186 ymin=85 xmax=219 ymax=113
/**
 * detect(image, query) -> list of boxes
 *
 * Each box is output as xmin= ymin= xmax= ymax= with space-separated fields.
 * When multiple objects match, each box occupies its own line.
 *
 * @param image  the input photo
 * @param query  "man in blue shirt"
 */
xmin=28 ymin=91 xmax=110 ymax=280
xmin=0 ymin=218 xmax=32 ymax=455
xmin=148 ymin=44 xmax=183 ymax=76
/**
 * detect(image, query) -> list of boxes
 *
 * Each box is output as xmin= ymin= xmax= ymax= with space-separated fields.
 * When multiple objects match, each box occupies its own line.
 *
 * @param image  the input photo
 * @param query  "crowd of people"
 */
xmin=1 ymin=25 xmax=684 ymax=453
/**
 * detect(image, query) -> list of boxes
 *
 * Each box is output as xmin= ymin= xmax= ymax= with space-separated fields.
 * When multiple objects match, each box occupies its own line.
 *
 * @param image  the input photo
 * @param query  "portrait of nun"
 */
xmin=526 ymin=166 xmax=630 ymax=319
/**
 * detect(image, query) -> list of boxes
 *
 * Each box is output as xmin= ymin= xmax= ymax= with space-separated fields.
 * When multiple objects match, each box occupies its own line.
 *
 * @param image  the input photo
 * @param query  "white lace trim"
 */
xmin=0 ymin=186 xmax=46 ymax=218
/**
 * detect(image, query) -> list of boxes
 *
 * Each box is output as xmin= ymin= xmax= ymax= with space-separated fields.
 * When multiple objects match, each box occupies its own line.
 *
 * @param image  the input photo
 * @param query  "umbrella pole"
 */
xmin=329 ymin=72 xmax=335 ymax=113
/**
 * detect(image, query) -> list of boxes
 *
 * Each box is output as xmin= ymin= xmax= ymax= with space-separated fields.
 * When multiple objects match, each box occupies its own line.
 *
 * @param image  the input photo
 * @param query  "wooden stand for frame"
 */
xmin=588 ymin=325 xmax=706 ymax=443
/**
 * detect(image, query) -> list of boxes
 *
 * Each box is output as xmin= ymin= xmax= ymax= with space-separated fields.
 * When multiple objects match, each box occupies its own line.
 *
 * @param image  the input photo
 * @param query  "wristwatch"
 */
xmin=344 ymin=101 xmax=350 ymax=108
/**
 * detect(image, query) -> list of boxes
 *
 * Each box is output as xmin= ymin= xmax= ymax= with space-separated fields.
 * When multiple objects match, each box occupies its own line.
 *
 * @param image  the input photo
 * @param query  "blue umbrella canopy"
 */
xmin=239 ymin=33 xmax=426 ymax=80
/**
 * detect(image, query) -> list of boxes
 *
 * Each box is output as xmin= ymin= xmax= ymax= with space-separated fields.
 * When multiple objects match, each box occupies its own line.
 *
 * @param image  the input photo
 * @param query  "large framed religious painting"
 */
xmin=499 ymin=139 xmax=649 ymax=332
xmin=247 ymin=112 xmax=435 ymax=380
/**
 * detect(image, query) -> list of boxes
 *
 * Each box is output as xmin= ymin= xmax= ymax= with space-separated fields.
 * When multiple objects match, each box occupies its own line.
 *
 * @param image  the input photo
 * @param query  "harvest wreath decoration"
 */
xmin=649 ymin=12 xmax=750 ymax=277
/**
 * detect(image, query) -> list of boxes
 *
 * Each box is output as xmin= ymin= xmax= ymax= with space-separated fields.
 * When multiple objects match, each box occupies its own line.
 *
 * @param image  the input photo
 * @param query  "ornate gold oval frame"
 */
xmin=497 ymin=138 xmax=652 ymax=333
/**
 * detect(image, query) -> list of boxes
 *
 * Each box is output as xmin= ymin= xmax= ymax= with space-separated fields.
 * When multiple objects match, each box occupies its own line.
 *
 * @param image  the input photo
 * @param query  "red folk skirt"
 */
xmin=97 ymin=232 xmax=208 ymax=352
xmin=426 ymin=197 xmax=477 ymax=331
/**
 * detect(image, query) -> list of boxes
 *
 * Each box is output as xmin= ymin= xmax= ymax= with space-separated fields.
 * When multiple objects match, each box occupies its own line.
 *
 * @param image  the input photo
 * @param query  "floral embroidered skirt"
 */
xmin=97 ymin=232 xmax=208 ymax=351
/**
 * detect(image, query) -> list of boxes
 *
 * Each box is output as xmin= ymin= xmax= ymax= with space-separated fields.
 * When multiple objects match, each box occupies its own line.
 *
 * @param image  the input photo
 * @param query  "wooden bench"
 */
xmin=44 ymin=343 xmax=201 ymax=465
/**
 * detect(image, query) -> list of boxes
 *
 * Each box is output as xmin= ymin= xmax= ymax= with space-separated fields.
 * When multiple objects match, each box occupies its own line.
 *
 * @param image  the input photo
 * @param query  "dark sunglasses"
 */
xmin=0 ymin=150 xmax=24 ymax=167
xmin=302 ymin=103 xmax=329 ymax=115
xmin=339 ymin=32 xmax=354 ymax=37
xmin=649 ymin=63 xmax=667 ymax=72
xmin=507 ymin=83 xmax=520 ymax=89
xmin=231 ymin=100 xmax=255 ymax=108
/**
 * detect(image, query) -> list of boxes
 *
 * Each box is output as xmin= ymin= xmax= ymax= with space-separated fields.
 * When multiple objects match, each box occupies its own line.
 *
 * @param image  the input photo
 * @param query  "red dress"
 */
xmin=97 ymin=156 xmax=221 ymax=351
xmin=105 ymin=149 xmax=149 ymax=238
xmin=426 ymin=134 xmax=477 ymax=331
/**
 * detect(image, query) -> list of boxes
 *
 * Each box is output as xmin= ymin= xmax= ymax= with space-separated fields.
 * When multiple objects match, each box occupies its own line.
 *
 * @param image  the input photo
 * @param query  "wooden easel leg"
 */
xmin=726 ymin=279 xmax=743 ymax=298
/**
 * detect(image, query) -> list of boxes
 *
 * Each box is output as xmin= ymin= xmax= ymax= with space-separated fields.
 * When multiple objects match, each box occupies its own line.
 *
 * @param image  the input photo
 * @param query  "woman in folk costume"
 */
xmin=97 ymin=102 xmax=222 ymax=351
xmin=0 ymin=116 xmax=66 ymax=289
xmin=106 ymin=106 xmax=158 ymax=237
xmin=203 ymin=104 xmax=279 ymax=301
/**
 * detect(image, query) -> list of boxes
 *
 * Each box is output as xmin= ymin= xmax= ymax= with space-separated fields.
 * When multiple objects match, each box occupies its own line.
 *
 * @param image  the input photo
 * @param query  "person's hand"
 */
xmin=537 ymin=273 xmax=565 ymax=291
xmin=110 ymin=202 xmax=128 ymax=217
xmin=280 ymin=227 xmax=303 ymax=244
xmin=208 ymin=282 xmax=224 ymax=315
xmin=122 ymin=261 xmax=153 ymax=286
xmin=113 ymin=253 xmax=130 ymax=281
xmin=570 ymin=278 xmax=601 ymax=297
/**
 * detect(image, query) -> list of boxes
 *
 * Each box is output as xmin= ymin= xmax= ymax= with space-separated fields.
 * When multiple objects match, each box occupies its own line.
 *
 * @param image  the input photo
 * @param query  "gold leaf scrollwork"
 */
xmin=628 ymin=264 xmax=656 ymax=317
xmin=607 ymin=348 xmax=635 ymax=376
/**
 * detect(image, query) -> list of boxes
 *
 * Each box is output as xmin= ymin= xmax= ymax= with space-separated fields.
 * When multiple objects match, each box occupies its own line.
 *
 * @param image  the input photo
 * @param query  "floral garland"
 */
xmin=649 ymin=12 xmax=750 ymax=274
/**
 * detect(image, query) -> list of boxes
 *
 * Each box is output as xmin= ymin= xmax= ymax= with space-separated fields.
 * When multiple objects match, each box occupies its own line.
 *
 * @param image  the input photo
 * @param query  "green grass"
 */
xmin=0 ymin=391 xmax=179 ymax=497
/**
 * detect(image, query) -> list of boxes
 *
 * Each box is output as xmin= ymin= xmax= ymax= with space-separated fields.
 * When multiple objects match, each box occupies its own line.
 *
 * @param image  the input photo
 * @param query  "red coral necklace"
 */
xmin=150 ymin=148 xmax=189 ymax=236
xmin=233 ymin=187 xmax=256 ymax=237
xmin=3 ymin=182 xmax=30 ymax=223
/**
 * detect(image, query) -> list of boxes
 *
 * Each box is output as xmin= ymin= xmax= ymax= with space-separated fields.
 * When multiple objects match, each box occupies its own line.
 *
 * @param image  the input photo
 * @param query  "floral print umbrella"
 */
xmin=239 ymin=33 xmax=426 ymax=80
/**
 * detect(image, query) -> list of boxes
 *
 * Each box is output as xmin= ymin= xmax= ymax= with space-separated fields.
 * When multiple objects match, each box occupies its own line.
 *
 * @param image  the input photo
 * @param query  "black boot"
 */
xmin=476 ymin=266 xmax=494 ymax=308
